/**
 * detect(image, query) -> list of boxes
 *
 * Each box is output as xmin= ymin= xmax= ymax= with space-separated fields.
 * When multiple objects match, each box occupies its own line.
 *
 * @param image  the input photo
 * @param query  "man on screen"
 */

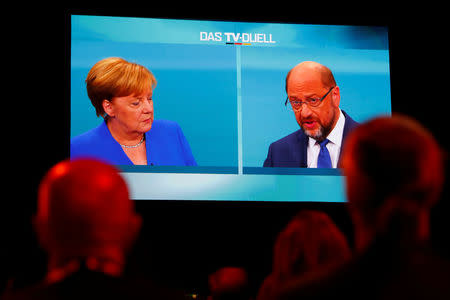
xmin=263 ymin=61 xmax=359 ymax=168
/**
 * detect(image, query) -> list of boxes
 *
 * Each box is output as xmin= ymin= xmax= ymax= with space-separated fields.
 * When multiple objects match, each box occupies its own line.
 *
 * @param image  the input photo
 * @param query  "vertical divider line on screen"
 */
xmin=236 ymin=45 xmax=243 ymax=175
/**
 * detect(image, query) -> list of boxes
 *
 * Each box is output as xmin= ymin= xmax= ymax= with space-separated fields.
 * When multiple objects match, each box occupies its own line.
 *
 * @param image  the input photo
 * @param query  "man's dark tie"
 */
xmin=317 ymin=139 xmax=332 ymax=168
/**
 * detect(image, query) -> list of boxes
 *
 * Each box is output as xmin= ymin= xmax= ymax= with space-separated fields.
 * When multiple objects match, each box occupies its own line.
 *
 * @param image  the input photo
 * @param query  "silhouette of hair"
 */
xmin=35 ymin=158 xmax=137 ymax=253
xmin=272 ymin=210 xmax=351 ymax=281
xmin=208 ymin=267 xmax=251 ymax=300
xmin=341 ymin=114 xmax=445 ymax=228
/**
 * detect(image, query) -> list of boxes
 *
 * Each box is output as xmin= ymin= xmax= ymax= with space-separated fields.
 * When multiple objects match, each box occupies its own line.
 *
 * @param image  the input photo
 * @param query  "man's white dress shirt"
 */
xmin=307 ymin=109 xmax=345 ymax=168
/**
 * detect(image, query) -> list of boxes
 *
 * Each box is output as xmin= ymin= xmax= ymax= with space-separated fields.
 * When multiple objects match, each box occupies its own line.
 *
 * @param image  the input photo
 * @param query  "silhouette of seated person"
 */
xmin=207 ymin=267 xmax=252 ymax=300
xmin=256 ymin=210 xmax=351 ymax=300
xmin=2 ymin=158 xmax=186 ymax=300
xmin=272 ymin=115 xmax=450 ymax=299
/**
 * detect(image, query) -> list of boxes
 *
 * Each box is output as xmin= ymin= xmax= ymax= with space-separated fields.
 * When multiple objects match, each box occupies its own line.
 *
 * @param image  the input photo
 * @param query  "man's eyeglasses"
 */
xmin=285 ymin=86 xmax=335 ymax=111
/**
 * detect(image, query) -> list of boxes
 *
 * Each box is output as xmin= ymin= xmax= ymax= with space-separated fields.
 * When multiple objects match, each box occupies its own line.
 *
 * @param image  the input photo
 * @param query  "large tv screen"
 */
xmin=70 ymin=14 xmax=391 ymax=202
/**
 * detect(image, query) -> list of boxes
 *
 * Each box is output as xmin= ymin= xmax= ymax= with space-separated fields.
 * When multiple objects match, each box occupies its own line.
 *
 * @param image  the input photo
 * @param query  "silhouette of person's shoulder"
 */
xmin=3 ymin=268 xmax=187 ymax=300
xmin=275 ymin=235 xmax=450 ymax=300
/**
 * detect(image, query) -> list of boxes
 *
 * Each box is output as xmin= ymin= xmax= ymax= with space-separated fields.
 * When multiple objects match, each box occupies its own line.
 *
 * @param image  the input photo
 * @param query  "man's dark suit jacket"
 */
xmin=263 ymin=110 xmax=359 ymax=168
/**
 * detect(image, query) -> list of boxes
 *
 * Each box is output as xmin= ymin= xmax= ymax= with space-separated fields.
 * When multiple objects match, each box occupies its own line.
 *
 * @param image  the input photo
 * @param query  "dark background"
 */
xmin=3 ymin=8 xmax=449 ymax=297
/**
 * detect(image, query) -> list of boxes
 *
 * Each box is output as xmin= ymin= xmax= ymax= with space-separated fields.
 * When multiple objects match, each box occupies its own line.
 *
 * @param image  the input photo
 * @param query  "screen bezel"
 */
xmin=65 ymin=10 xmax=395 ymax=203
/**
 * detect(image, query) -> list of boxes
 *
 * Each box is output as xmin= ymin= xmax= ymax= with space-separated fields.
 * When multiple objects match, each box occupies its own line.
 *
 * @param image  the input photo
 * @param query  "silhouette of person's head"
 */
xmin=33 ymin=158 xmax=142 ymax=278
xmin=341 ymin=114 xmax=444 ymax=252
xmin=272 ymin=210 xmax=351 ymax=281
xmin=256 ymin=210 xmax=351 ymax=300
xmin=208 ymin=267 xmax=251 ymax=300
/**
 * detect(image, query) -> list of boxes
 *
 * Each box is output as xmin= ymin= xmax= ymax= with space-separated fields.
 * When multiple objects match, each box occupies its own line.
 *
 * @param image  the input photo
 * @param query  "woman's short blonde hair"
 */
xmin=85 ymin=57 xmax=157 ymax=117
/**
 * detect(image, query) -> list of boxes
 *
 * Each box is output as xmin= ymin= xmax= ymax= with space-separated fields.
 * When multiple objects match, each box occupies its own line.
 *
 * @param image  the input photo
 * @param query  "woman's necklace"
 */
xmin=119 ymin=135 xmax=145 ymax=149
